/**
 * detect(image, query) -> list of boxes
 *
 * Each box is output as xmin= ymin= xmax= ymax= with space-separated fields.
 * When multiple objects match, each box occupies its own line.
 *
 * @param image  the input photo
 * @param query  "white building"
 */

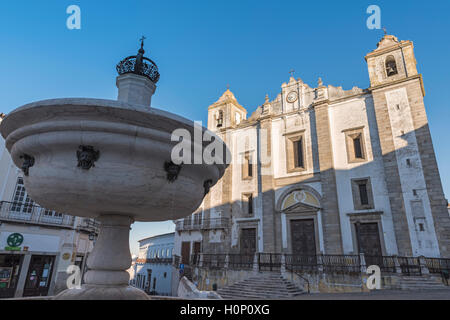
xmin=0 ymin=114 xmax=98 ymax=298
xmin=174 ymin=34 xmax=450 ymax=263
xmin=130 ymin=232 xmax=174 ymax=296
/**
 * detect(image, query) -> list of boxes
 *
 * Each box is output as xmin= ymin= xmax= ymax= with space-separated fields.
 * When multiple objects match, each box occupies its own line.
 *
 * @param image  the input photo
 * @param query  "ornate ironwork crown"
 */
xmin=116 ymin=39 xmax=160 ymax=83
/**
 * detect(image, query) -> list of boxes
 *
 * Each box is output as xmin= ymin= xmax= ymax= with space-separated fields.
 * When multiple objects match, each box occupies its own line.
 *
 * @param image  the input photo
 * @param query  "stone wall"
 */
xmin=180 ymin=266 xmax=409 ymax=294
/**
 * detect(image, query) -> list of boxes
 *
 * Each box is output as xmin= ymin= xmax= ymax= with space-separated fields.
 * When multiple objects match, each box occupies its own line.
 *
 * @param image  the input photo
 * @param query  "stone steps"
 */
xmin=396 ymin=275 xmax=447 ymax=290
xmin=217 ymin=273 xmax=305 ymax=300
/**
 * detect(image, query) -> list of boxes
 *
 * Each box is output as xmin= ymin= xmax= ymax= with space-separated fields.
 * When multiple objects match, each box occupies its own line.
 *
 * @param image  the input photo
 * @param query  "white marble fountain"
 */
xmin=0 ymin=41 xmax=228 ymax=299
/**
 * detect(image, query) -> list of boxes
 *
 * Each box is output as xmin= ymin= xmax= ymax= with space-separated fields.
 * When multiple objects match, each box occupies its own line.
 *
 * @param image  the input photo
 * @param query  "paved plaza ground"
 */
xmin=293 ymin=288 xmax=450 ymax=300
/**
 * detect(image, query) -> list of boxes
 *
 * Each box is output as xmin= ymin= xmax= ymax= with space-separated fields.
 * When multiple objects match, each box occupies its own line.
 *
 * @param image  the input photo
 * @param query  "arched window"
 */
xmin=385 ymin=55 xmax=398 ymax=77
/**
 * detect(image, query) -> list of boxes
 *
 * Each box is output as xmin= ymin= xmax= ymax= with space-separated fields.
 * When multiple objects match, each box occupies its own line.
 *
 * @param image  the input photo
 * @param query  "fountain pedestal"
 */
xmin=55 ymin=215 xmax=150 ymax=300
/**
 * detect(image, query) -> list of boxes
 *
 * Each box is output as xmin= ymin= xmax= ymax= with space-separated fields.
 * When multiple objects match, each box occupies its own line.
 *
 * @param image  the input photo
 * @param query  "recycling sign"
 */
xmin=5 ymin=233 xmax=24 ymax=251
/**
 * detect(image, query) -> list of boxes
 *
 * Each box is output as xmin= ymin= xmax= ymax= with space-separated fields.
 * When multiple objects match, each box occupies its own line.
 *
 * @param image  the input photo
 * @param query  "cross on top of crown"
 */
xmin=139 ymin=36 xmax=146 ymax=48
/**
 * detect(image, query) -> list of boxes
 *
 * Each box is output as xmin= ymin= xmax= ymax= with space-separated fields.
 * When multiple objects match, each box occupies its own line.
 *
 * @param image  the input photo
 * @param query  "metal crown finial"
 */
xmin=116 ymin=37 xmax=160 ymax=83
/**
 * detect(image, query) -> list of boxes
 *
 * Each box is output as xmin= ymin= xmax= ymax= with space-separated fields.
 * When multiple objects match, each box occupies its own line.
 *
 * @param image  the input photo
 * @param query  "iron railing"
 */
xmin=190 ymin=254 xmax=201 ymax=266
xmin=228 ymin=254 xmax=254 ymax=270
xmin=175 ymin=218 xmax=230 ymax=231
xmin=258 ymin=253 xmax=282 ymax=272
xmin=285 ymin=254 xmax=318 ymax=272
xmin=202 ymin=254 xmax=226 ymax=269
xmin=173 ymin=255 xmax=181 ymax=267
xmin=172 ymin=252 xmax=450 ymax=281
xmin=365 ymin=255 xmax=397 ymax=273
xmin=77 ymin=218 xmax=100 ymax=234
xmin=321 ymin=254 xmax=360 ymax=273
xmin=425 ymin=258 xmax=450 ymax=274
xmin=398 ymin=256 xmax=422 ymax=276
xmin=0 ymin=201 xmax=75 ymax=227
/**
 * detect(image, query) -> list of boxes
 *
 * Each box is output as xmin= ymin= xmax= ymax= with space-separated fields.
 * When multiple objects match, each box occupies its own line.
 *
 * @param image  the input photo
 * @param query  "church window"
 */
xmin=385 ymin=55 xmax=398 ymax=77
xmin=351 ymin=178 xmax=374 ymax=210
xmin=294 ymin=138 xmax=304 ymax=168
xmin=285 ymin=131 xmax=306 ymax=173
xmin=359 ymin=183 xmax=369 ymax=205
xmin=343 ymin=127 xmax=367 ymax=163
xmin=353 ymin=135 xmax=363 ymax=159
xmin=242 ymin=193 xmax=254 ymax=215
xmin=242 ymin=152 xmax=253 ymax=179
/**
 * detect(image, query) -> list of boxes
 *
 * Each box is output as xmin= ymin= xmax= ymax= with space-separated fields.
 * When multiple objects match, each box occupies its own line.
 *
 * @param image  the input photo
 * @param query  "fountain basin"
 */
xmin=0 ymin=98 xmax=228 ymax=221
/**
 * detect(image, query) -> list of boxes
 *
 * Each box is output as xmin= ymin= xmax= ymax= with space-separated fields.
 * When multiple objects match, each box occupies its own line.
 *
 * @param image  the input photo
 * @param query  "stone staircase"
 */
xmin=396 ymin=275 xmax=447 ymax=290
xmin=216 ymin=272 xmax=305 ymax=299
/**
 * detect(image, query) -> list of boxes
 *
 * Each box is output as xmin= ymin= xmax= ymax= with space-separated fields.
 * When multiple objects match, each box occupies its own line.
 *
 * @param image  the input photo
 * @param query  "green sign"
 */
xmin=4 ymin=246 xmax=21 ymax=251
xmin=7 ymin=233 xmax=24 ymax=247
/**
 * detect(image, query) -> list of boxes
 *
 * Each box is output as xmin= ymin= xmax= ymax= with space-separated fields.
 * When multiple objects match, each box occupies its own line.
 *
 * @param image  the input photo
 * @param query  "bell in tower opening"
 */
xmin=385 ymin=55 xmax=398 ymax=77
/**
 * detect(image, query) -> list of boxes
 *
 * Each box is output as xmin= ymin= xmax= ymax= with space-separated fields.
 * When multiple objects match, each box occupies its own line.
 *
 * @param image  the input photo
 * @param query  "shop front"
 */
xmin=0 ymin=253 xmax=23 ymax=298
xmin=0 ymin=231 xmax=60 ymax=298
xmin=23 ymin=255 xmax=55 ymax=297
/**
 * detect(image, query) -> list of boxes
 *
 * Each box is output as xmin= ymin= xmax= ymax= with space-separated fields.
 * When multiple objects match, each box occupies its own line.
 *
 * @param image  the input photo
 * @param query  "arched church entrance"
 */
xmin=280 ymin=189 xmax=321 ymax=256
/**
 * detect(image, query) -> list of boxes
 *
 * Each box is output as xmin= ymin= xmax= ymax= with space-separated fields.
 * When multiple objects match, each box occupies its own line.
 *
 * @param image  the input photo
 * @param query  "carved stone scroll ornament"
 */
xmin=77 ymin=146 xmax=100 ymax=170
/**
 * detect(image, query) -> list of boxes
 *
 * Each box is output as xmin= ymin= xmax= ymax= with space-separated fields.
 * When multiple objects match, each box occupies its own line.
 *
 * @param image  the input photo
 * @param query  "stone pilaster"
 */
xmin=258 ymin=118 xmax=276 ymax=253
xmin=371 ymin=88 xmax=413 ymax=256
xmin=313 ymin=101 xmax=343 ymax=254
xmin=404 ymin=79 xmax=450 ymax=257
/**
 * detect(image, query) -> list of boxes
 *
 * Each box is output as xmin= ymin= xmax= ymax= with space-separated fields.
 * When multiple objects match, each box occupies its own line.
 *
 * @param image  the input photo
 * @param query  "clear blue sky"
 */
xmin=1 ymin=1 xmax=449 ymax=255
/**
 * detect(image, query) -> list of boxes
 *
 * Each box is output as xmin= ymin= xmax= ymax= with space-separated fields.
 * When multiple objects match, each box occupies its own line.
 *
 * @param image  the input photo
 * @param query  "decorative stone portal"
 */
xmin=279 ymin=189 xmax=322 ymax=254
xmin=281 ymin=189 xmax=320 ymax=210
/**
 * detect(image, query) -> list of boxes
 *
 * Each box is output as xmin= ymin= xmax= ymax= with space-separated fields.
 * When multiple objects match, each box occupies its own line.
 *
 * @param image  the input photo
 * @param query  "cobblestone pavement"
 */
xmin=294 ymin=289 xmax=450 ymax=300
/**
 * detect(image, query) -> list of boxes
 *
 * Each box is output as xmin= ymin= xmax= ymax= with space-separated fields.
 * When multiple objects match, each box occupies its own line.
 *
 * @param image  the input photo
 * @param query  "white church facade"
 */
xmin=174 ymin=34 xmax=450 ymax=263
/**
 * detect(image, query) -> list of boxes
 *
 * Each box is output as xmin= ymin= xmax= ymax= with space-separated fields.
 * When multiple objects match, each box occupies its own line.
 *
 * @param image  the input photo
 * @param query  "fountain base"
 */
xmin=53 ymin=284 xmax=150 ymax=300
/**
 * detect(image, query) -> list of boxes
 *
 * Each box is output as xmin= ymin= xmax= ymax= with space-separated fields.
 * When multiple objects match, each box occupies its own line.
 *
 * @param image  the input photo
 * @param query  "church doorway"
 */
xmin=355 ymin=222 xmax=382 ymax=256
xmin=240 ymin=228 xmax=256 ymax=255
xmin=290 ymin=219 xmax=316 ymax=256
xmin=355 ymin=222 xmax=383 ymax=266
